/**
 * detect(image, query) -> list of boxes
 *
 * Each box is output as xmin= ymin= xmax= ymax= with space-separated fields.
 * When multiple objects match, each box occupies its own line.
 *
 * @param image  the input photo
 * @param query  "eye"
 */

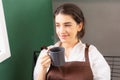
xmin=56 ymin=24 xmax=60 ymax=27
xmin=65 ymin=24 xmax=72 ymax=27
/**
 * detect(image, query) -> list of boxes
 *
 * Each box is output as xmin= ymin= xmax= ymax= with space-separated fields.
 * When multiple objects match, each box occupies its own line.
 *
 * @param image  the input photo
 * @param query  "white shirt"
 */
xmin=34 ymin=41 xmax=111 ymax=80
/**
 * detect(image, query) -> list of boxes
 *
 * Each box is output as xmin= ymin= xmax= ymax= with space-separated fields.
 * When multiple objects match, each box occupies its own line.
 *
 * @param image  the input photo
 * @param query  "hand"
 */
xmin=39 ymin=51 xmax=51 ymax=69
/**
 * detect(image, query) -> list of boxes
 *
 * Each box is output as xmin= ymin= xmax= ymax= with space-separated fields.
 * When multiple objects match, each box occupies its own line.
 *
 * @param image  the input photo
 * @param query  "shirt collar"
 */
xmin=54 ymin=40 xmax=84 ymax=48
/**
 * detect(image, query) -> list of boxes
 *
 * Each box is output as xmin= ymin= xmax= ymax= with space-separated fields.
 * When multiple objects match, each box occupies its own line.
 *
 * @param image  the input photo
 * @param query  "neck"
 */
xmin=61 ymin=39 xmax=79 ymax=49
xmin=60 ymin=39 xmax=79 ymax=59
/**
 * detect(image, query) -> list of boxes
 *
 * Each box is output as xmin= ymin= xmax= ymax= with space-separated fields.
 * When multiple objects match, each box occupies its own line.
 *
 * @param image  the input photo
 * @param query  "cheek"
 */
xmin=55 ymin=28 xmax=59 ymax=35
xmin=71 ymin=29 xmax=78 ymax=36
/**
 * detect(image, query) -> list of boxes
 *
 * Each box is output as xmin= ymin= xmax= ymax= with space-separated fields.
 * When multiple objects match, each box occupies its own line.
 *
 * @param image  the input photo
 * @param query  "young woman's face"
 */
xmin=55 ymin=14 xmax=82 ymax=43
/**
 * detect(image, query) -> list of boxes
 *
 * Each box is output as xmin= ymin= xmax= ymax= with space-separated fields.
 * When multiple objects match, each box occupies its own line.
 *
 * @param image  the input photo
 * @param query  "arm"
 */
xmin=89 ymin=45 xmax=111 ymax=80
xmin=34 ymin=49 xmax=51 ymax=80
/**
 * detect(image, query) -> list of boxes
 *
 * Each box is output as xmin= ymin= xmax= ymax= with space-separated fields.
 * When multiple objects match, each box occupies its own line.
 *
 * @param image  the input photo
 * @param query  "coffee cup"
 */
xmin=48 ymin=47 xmax=65 ymax=66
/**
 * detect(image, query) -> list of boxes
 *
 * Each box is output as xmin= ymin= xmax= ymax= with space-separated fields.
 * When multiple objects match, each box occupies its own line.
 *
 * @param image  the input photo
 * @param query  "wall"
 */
xmin=52 ymin=0 xmax=120 ymax=56
xmin=0 ymin=0 xmax=54 ymax=80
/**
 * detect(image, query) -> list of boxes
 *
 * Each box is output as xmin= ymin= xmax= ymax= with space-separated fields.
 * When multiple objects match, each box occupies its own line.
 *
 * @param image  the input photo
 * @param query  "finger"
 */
xmin=41 ymin=56 xmax=50 ymax=63
xmin=40 ymin=55 xmax=51 ymax=65
xmin=41 ymin=58 xmax=51 ymax=68
xmin=42 ymin=58 xmax=51 ymax=66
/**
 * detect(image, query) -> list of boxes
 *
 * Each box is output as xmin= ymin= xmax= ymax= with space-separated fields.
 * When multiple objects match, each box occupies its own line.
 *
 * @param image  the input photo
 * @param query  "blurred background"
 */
xmin=52 ymin=0 xmax=120 ymax=56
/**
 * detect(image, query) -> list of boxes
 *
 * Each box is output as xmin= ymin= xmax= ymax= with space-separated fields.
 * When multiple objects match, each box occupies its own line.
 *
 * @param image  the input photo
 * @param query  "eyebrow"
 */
xmin=55 ymin=22 xmax=72 ymax=24
xmin=55 ymin=21 xmax=73 ymax=26
xmin=64 ymin=22 xmax=72 ymax=24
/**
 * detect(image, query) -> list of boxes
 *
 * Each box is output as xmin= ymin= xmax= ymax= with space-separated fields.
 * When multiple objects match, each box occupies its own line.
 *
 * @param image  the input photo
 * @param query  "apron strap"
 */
xmin=85 ymin=44 xmax=90 ymax=62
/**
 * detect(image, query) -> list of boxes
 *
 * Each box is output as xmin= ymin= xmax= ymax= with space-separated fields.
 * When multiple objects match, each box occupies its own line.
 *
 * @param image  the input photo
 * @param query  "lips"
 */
xmin=59 ymin=35 xmax=68 ymax=39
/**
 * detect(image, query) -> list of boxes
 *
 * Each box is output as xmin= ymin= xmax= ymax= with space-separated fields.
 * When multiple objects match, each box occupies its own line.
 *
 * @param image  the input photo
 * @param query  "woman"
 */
xmin=34 ymin=3 xmax=110 ymax=80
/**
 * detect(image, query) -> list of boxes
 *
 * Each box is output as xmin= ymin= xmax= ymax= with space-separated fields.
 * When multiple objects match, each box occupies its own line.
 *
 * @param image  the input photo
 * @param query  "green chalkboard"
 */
xmin=0 ymin=0 xmax=54 ymax=80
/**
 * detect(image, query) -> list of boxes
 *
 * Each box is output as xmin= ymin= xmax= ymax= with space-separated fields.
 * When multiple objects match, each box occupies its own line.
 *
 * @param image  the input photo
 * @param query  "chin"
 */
xmin=60 ymin=39 xmax=67 ymax=43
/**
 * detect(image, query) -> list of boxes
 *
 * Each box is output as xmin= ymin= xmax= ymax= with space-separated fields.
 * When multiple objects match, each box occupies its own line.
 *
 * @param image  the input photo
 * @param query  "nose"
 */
xmin=59 ymin=26 xmax=66 ymax=33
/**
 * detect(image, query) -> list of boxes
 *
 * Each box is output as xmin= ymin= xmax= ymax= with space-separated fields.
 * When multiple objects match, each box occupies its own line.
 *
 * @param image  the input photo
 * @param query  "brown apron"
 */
xmin=46 ymin=44 xmax=93 ymax=80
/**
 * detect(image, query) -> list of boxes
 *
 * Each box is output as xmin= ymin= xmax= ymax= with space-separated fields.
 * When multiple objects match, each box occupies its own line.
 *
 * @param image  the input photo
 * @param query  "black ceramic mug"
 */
xmin=48 ymin=47 xmax=65 ymax=66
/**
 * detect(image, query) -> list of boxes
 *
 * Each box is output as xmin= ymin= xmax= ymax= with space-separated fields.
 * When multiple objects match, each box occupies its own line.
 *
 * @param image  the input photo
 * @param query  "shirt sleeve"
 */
xmin=33 ymin=45 xmax=54 ymax=80
xmin=89 ymin=45 xmax=111 ymax=80
xmin=33 ymin=49 xmax=48 ymax=80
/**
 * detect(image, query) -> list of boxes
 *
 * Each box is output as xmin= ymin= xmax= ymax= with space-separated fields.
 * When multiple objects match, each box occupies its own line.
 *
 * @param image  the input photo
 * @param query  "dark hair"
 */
xmin=54 ymin=3 xmax=85 ymax=39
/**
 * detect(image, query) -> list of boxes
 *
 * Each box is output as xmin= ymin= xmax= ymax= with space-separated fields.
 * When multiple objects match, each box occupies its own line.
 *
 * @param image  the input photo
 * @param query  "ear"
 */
xmin=77 ymin=22 xmax=83 ymax=32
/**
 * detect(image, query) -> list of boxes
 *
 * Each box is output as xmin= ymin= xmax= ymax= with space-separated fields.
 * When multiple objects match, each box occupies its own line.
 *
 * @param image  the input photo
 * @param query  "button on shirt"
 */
xmin=34 ymin=41 xmax=110 ymax=80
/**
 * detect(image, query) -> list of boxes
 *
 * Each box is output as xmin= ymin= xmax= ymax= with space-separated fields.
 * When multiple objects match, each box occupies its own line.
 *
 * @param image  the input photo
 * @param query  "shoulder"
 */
xmin=88 ymin=44 xmax=104 ymax=59
xmin=88 ymin=44 xmax=107 ymax=65
xmin=39 ymin=41 xmax=60 ymax=56
xmin=88 ymin=44 xmax=103 ymax=57
xmin=88 ymin=44 xmax=100 ymax=53
xmin=40 ymin=45 xmax=54 ymax=56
